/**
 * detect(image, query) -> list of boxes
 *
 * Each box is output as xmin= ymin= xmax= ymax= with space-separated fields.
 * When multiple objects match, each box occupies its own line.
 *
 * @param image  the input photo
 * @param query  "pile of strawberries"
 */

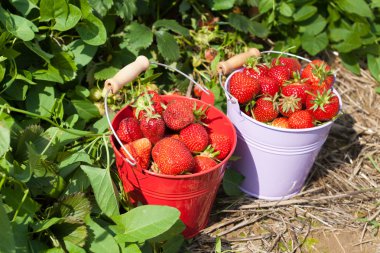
xmin=229 ymin=55 xmax=340 ymax=129
xmin=116 ymin=91 xmax=232 ymax=175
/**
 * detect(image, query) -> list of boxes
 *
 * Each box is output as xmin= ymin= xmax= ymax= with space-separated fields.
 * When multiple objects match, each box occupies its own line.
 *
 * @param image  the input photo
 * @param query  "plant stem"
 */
xmin=103 ymin=134 xmax=110 ymax=171
xmin=0 ymin=175 xmax=6 ymax=192
xmin=41 ymin=129 xmax=59 ymax=156
xmin=12 ymin=188 xmax=29 ymax=221
xmin=1 ymin=104 xmax=103 ymax=137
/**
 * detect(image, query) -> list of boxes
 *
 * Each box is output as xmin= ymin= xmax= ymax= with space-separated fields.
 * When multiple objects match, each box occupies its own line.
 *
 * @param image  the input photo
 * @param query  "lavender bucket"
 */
xmin=220 ymin=51 xmax=342 ymax=200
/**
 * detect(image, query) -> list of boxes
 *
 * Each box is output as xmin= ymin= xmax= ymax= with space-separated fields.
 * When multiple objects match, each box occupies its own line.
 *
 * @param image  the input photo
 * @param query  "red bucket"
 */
xmin=105 ymin=57 xmax=237 ymax=238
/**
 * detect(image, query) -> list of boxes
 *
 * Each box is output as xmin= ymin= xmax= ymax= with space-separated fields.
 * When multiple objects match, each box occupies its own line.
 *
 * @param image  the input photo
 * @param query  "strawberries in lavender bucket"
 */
xmin=219 ymin=48 xmax=343 ymax=200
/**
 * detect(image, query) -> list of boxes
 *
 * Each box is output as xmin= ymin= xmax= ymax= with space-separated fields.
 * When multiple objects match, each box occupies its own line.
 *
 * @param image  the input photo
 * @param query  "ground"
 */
xmin=186 ymin=53 xmax=380 ymax=253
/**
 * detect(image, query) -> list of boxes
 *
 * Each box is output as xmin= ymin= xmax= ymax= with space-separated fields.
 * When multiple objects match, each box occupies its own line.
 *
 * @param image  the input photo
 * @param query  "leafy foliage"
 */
xmin=0 ymin=0 xmax=379 ymax=252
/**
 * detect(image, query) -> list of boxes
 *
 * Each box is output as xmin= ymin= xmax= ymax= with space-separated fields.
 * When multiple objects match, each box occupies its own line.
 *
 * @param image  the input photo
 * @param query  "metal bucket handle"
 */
xmin=103 ymin=56 xmax=214 ymax=166
xmin=217 ymin=49 xmax=314 ymax=116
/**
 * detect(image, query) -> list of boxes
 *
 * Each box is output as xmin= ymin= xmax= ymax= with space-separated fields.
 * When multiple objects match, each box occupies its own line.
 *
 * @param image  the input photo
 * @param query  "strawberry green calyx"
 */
xmin=307 ymin=89 xmax=334 ymax=112
xmin=279 ymin=94 xmax=301 ymax=116
xmin=198 ymin=145 xmax=221 ymax=161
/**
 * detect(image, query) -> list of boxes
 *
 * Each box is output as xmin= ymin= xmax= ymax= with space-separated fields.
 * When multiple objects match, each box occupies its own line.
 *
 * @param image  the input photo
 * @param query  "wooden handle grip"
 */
xmin=217 ymin=48 xmax=261 ymax=75
xmin=104 ymin=56 xmax=150 ymax=94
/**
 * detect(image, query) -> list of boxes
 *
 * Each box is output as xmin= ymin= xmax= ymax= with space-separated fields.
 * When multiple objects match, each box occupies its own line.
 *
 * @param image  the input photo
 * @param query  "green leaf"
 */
xmin=76 ymin=14 xmax=107 ymax=46
xmin=51 ymin=51 xmax=77 ymax=81
xmin=52 ymin=221 xmax=88 ymax=247
xmin=10 ymin=0 xmax=38 ymax=16
xmin=94 ymin=66 xmax=120 ymax=81
xmin=0 ymin=63 xmax=5 ymax=83
xmin=113 ymin=205 xmax=181 ymax=243
xmin=279 ymin=2 xmax=294 ymax=17
xmin=40 ymin=0 xmax=67 ymax=22
xmin=293 ymin=5 xmax=317 ymax=22
xmin=33 ymin=217 xmax=64 ymax=232
xmin=258 ymin=0 xmax=273 ymax=13
xmin=0 ymin=202 xmax=15 ymax=253
xmin=222 ymin=169 xmax=244 ymax=196
xmin=149 ymin=219 xmax=185 ymax=243
xmin=81 ymin=166 xmax=119 ymax=217
xmin=228 ymin=13 xmax=251 ymax=33
xmin=88 ymin=0 xmax=114 ymax=17
xmin=54 ymin=193 xmax=91 ymax=220
xmin=367 ymin=54 xmax=380 ymax=82
xmin=0 ymin=117 xmax=11 ymax=157
xmin=12 ymin=215 xmax=32 ymax=253
xmin=153 ymin=19 xmax=189 ymax=36
xmin=120 ymin=22 xmax=153 ymax=54
xmin=2 ymin=185 xmax=41 ymax=216
xmin=63 ymin=169 xmax=91 ymax=195
xmin=33 ymin=64 xmax=64 ymax=83
xmin=85 ymin=216 xmax=119 ymax=253
xmin=0 ymin=6 xmax=37 ymax=41
xmin=26 ymin=84 xmax=56 ymax=117
xmin=113 ymin=0 xmax=136 ymax=20
xmin=212 ymin=0 xmax=235 ymax=10
xmin=334 ymin=0 xmax=373 ymax=19
xmin=250 ymin=21 xmax=269 ymax=38
xmin=161 ymin=234 xmax=185 ymax=253
xmin=67 ymin=39 xmax=97 ymax=69
xmin=59 ymin=151 xmax=92 ymax=177
xmin=64 ymin=241 xmax=86 ymax=253
xmin=333 ymin=32 xmax=362 ymax=53
xmin=301 ymin=32 xmax=328 ymax=56
xmin=155 ymin=30 xmax=180 ymax=62
xmin=340 ymin=53 xmax=361 ymax=75
xmin=54 ymin=4 xmax=82 ymax=31
xmin=299 ymin=15 xmax=327 ymax=36
xmin=71 ymin=99 xmax=100 ymax=122
xmin=3 ymin=79 xmax=29 ymax=101
xmin=24 ymin=41 xmax=54 ymax=63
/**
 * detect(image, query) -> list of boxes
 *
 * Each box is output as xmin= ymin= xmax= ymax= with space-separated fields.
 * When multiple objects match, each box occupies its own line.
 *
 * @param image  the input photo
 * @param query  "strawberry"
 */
xmin=229 ymin=71 xmax=261 ymax=104
xmin=208 ymin=133 xmax=232 ymax=160
xmin=258 ymin=76 xmax=280 ymax=97
xmin=253 ymin=96 xmax=279 ymax=123
xmin=301 ymin=59 xmax=334 ymax=92
xmin=117 ymin=117 xmax=144 ymax=143
xmin=271 ymin=117 xmax=290 ymax=128
xmin=193 ymin=156 xmax=218 ymax=173
xmin=279 ymin=94 xmax=302 ymax=117
xmin=179 ymin=123 xmax=209 ymax=152
xmin=162 ymin=100 xmax=195 ymax=131
xmin=243 ymin=57 xmax=269 ymax=80
xmin=288 ymin=110 xmax=315 ymax=129
xmin=267 ymin=65 xmax=291 ymax=86
xmin=120 ymin=138 xmax=152 ymax=170
xmin=133 ymin=91 xmax=165 ymax=119
xmin=305 ymin=89 xmax=340 ymax=122
xmin=271 ymin=57 xmax=302 ymax=75
xmin=281 ymin=75 xmax=310 ymax=105
xmin=193 ymin=85 xmax=203 ymax=98
xmin=152 ymin=137 xmax=195 ymax=175
xmin=139 ymin=115 xmax=166 ymax=144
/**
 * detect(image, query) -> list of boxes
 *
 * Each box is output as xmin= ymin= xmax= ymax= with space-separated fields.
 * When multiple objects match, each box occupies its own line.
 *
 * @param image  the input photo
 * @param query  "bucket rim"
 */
xmin=110 ymin=94 xmax=238 ymax=179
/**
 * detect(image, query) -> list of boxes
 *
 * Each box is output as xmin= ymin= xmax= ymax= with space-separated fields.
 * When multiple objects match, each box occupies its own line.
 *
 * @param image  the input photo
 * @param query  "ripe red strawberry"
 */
xmin=301 ymin=59 xmax=334 ymax=92
xmin=258 ymin=76 xmax=280 ymax=97
xmin=305 ymin=89 xmax=340 ymax=122
xmin=179 ymin=123 xmax=209 ymax=152
xmin=229 ymin=71 xmax=261 ymax=104
xmin=271 ymin=57 xmax=302 ymax=74
xmin=193 ymin=85 xmax=203 ymax=98
xmin=279 ymin=94 xmax=302 ymax=117
xmin=253 ymin=96 xmax=279 ymax=123
xmin=120 ymin=138 xmax=152 ymax=170
xmin=193 ymin=156 xmax=218 ymax=173
xmin=243 ymin=57 xmax=269 ymax=80
xmin=267 ymin=65 xmax=291 ymax=86
xmin=281 ymin=78 xmax=310 ymax=105
xmin=163 ymin=100 xmax=195 ymax=130
xmin=139 ymin=115 xmax=166 ymax=144
xmin=152 ymin=137 xmax=195 ymax=175
xmin=133 ymin=91 xmax=165 ymax=119
xmin=288 ymin=110 xmax=315 ymax=129
xmin=208 ymin=133 xmax=232 ymax=160
xmin=271 ymin=117 xmax=289 ymax=128
xmin=117 ymin=117 xmax=144 ymax=143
